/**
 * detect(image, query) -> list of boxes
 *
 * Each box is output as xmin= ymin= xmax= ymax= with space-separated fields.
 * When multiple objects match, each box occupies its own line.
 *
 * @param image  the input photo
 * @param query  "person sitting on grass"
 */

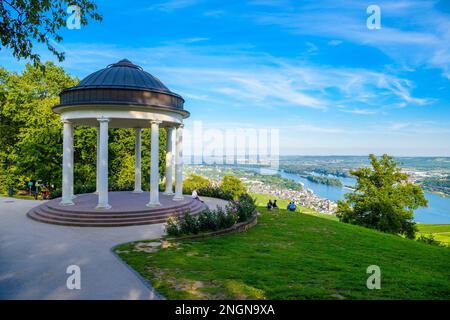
xmin=191 ymin=189 xmax=204 ymax=202
xmin=287 ymin=201 xmax=296 ymax=212
xmin=267 ymin=200 xmax=273 ymax=210
xmin=273 ymin=200 xmax=279 ymax=209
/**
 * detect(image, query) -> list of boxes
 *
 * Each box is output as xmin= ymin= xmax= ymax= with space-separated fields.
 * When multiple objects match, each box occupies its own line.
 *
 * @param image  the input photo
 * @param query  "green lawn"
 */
xmin=417 ymin=224 xmax=450 ymax=244
xmin=116 ymin=198 xmax=450 ymax=300
xmin=252 ymin=193 xmax=450 ymax=245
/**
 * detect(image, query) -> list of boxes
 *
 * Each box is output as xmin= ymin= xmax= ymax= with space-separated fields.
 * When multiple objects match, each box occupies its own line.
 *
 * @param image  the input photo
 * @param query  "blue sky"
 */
xmin=1 ymin=0 xmax=450 ymax=156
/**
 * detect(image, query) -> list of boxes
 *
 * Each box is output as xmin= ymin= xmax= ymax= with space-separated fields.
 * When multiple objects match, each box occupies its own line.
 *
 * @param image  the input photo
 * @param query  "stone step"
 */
xmin=33 ymin=204 xmax=205 ymax=223
xmin=32 ymin=208 xmax=177 ymax=224
xmin=44 ymin=200 xmax=197 ymax=215
xmin=27 ymin=201 xmax=207 ymax=227
xmin=26 ymin=192 xmax=211 ymax=227
xmin=27 ymin=207 xmax=205 ymax=227
xmin=27 ymin=211 xmax=170 ymax=227
xmin=39 ymin=201 xmax=205 ymax=219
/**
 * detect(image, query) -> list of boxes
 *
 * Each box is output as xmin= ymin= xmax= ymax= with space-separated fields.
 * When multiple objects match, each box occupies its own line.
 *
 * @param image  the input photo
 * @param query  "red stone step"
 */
xmin=26 ymin=192 xmax=209 ymax=227
xmin=38 ymin=201 xmax=205 ymax=220
xmin=44 ymin=200 xmax=196 ymax=215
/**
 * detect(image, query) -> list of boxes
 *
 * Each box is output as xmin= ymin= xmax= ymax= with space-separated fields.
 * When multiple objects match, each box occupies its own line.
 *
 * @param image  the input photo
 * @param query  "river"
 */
xmin=278 ymin=170 xmax=450 ymax=224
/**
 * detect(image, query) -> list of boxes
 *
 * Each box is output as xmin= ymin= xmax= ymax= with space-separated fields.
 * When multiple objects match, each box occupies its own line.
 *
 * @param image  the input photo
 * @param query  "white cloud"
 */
xmin=328 ymin=40 xmax=343 ymax=46
xmin=144 ymin=0 xmax=200 ymax=12
xmin=250 ymin=0 xmax=450 ymax=79
xmin=17 ymin=41 xmax=430 ymax=113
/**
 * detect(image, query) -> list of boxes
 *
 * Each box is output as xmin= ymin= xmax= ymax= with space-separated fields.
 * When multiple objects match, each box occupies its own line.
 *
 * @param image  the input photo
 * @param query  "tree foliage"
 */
xmin=336 ymin=154 xmax=428 ymax=239
xmin=221 ymin=175 xmax=247 ymax=200
xmin=0 ymin=0 xmax=102 ymax=64
xmin=0 ymin=63 xmax=166 ymax=194
xmin=183 ymin=174 xmax=211 ymax=194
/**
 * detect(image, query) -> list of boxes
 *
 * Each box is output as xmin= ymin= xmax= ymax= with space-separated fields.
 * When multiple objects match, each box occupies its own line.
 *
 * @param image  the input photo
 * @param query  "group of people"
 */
xmin=266 ymin=199 xmax=278 ymax=210
xmin=193 ymin=189 xmax=298 ymax=213
xmin=267 ymin=199 xmax=297 ymax=212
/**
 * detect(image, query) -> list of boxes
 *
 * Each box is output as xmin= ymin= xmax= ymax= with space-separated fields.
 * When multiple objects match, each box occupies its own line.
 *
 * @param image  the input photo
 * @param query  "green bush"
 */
xmin=183 ymin=174 xmax=211 ymax=194
xmin=197 ymin=186 xmax=233 ymax=200
xmin=233 ymin=194 xmax=257 ymax=222
xmin=110 ymin=184 xmax=134 ymax=192
xmin=197 ymin=209 xmax=219 ymax=232
xmin=166 ymin=216 xmax=181 ymax=236
xmin=165 ymin=193 xmax=255 ymax=236
xmin=49 ymin=189 xmax=62 ymax=199
xmin=178 ymin=211 xmax=200 ymax=235
xmin=216 ymin=206 xmax=238 ymax=229
xmin=74 ymin=184 xmax=96 ymax=195
xmin=417 ymin=234 xmax=444 ymax=247
xmin=221 ymin=175 xmax=247 ymax=200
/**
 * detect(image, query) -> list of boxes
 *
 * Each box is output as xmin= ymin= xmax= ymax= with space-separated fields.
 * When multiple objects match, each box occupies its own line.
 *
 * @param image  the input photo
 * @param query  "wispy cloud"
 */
xmin=26 ymin=41 xmax=430 ymax=113
xmin=249 ymin=0 xmax=450 ymax=79
xmin=144 ymin=0 xmax=200 ymax=12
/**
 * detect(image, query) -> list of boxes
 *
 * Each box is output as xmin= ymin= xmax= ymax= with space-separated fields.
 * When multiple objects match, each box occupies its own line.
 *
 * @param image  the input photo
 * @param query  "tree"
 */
xmin=0 ymin=0 xmax=102 ymax=64
xmin=0 ymin=62 xmax=77 ymax=191
xmin=221 ymin=175 xmax=246 ymax=200
xmin=0 ymin=63 xmax=167 ymax=194
xmin=336 ymin=154 xmax=428 ymax=239
xmin=183 ymin=174 xmax=211 ymax=194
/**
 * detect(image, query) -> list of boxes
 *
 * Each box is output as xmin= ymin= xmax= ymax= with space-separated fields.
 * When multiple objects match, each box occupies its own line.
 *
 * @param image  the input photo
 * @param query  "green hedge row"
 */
xmin=166 ymin=194 xmax=256 ymax=236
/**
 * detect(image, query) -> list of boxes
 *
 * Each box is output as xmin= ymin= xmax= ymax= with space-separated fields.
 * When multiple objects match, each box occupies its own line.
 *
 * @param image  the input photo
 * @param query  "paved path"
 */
xmin=0 ymin=195 xmax=227 ymax=300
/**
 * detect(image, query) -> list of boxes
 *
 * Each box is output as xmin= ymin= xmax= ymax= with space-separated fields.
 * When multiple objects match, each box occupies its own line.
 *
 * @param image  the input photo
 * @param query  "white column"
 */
xmin=95 ymin=126 xmax=100 ymax=194
xmin=173 ymin=124 xmax=184 ymax=201
xmin=134 ymin=128 xmax=143 ymax=193
xmin=164 ymin=127 xmax=174 ymax=195
xmin=96 ymin=118 xmax=111 ymax=209
xmin=60 ymin=120 xmax=74 ymax=206
xmin=70 ymin=135 xmax=75 ymax=199
xmin=147 ymin=120 xmax=161 ymax=207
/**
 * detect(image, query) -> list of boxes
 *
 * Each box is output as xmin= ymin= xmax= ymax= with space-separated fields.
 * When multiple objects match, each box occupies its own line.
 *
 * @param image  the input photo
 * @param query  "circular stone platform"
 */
xmin=27 ymin=192 xmax=208 ymax=227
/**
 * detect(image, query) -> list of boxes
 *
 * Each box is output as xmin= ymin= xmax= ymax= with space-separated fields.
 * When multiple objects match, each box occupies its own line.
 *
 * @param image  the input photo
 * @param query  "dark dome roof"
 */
xmin=72 ymin=59 xmax=171 ymax=93
xmin=55 ymin=59 xmax=187 ymax=116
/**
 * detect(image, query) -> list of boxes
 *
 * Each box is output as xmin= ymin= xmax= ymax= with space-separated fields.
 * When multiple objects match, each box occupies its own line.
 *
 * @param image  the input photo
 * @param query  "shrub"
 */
xmin=216 ymin=206 xmax=238 ymax=229
xmin=183 ymin=174 xmax=211 ymax=194
xmin=166 ymin=216 xmax=180 ymax=236
xmin=197 ymin=185 xmax=233 ymax=201
xmin=221 ymin=175 xmax=247 ymax=200
xmin=178 ymin=211 xmax=200 ymax=235
xmin=110 ymin=184 xmax=134 ymax=192
xmin=74 ymin=184 xmax=96 ymax=194
xmin=165 ymin=194 xmax=255 ymax=237
xmin=233 ymin=194 xmax=257 ymax=222
xmin=197 ymin=209 xmax=219 ymax=232
xmin=49 ymin=189 xmax=62 ymax=199
xmin=417 ymin=234 xmax=444 ymax=247
xmin=49 ymin=183 xmax=138 ymax=199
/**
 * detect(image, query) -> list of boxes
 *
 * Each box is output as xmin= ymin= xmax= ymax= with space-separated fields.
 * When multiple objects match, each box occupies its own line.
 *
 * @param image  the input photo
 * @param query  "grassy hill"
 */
xmin=116 ymin=195 xmax=450 ymax=300
xmin=417 ymin=224 xmax=450 ymax=244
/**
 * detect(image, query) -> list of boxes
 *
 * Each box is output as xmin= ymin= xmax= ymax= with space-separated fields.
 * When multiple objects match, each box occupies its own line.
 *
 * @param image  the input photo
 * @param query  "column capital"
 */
xmin=150 ymin=120 xmax=162 ymax=125
xmin=177 ymin=123 xmax=184 ymax=129
xmin=97 ymin=117 xmax=110 ymax=123
xmin=61 ymin=119 xmax=72 ymax=124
